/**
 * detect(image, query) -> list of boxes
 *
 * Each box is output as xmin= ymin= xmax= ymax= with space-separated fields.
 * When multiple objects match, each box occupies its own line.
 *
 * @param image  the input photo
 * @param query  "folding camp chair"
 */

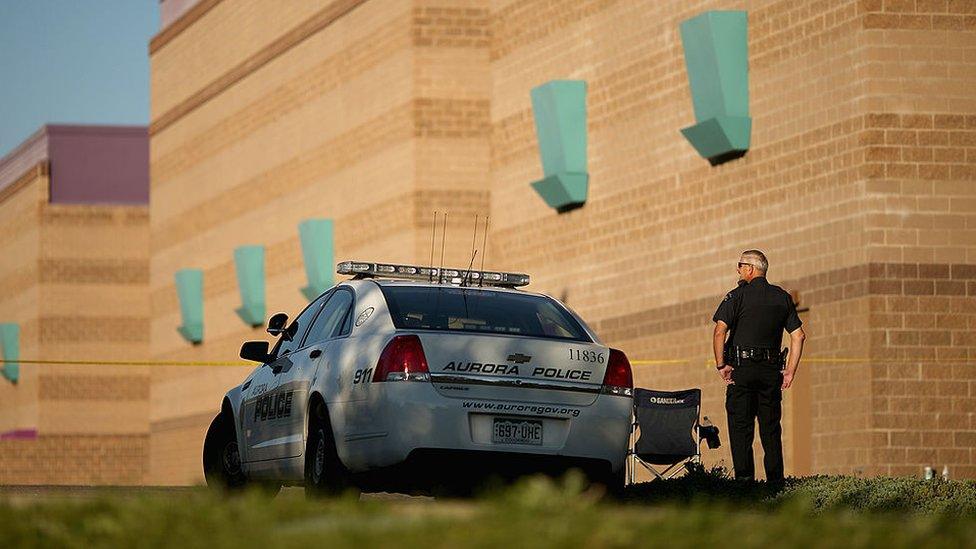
xmin=627 ymin=388 xmax=719 ymax=483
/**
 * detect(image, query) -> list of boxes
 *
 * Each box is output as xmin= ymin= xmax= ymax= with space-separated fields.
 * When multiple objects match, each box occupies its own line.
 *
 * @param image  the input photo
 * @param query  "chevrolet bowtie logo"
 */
xmin=507 ymin=353 xmax=532 ymax=364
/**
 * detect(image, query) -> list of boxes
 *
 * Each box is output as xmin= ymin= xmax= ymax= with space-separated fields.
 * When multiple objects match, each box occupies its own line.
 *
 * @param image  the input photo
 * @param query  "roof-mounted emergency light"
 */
xmin=336 ymin=261 xmax=530 ymax=288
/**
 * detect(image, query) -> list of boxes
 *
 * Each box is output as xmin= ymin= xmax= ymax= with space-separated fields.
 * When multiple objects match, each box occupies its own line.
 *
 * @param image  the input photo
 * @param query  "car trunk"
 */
xmin=418 ymin=332 xmax=607 ymax=406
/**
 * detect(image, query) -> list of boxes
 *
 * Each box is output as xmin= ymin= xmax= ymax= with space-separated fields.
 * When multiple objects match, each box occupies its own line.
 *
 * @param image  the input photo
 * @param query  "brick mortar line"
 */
xmin=150 ymin=0 xmax=368 ymax=136
xmin=150 ymin=11 xmax=414 ymax=186
xmin=490 ymin=111 xmax=974 ymax=262
xmin=149 ymin=188 xmax=490 ymax=314
xmin=150 ymin=100 xmax=415 ymax=251
xmin=14 ymin=316 xmax=151 ymax=345
xmin=38 ymin=258 xmax=149 ymax=285
xmin=150 ymin=410 xmax=216 ymax=433
xmin=594 ymin=262 xmax=976 ymax=343
xmin=148 ymin=0 xmax=224 ymax=53
xmin=0 ymin=160 xmax=47 ymax=206
xmin=150 ymin=101 xmax=488 ymax=253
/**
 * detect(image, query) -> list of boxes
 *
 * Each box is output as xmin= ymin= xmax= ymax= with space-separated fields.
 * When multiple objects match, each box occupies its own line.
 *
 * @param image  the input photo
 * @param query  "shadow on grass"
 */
xmin=619 ymin=463 xmax=976 ymax=516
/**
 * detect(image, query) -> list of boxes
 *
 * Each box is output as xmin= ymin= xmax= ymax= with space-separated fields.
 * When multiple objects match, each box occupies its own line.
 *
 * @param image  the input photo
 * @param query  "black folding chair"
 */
xmin=627 ymin=388 xmax=719 ymax=483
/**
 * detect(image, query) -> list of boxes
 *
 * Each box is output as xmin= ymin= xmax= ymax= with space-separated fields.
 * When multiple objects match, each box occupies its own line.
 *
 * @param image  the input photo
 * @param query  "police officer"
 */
xmin=712 ymin=250 xmax=805 ymax=482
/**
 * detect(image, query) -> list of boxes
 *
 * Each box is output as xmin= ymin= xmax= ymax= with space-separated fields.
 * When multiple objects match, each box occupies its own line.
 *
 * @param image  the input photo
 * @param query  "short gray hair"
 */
xmin=741 ymin=250 xmax=768 ymax=273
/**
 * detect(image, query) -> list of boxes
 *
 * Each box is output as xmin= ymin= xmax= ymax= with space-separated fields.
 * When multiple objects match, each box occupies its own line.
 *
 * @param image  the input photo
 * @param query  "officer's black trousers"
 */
xmin=725 ymin=358 xmax=784 ymax=482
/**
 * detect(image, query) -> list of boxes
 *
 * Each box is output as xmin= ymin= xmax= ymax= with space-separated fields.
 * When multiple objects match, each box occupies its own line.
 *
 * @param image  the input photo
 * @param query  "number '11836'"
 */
xmin=569 ymin=349 xmax=604 ymax=363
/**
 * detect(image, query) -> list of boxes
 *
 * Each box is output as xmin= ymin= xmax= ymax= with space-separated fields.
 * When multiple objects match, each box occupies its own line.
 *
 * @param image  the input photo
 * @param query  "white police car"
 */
xmin=203 ymin=261 xmax=634 ymax=495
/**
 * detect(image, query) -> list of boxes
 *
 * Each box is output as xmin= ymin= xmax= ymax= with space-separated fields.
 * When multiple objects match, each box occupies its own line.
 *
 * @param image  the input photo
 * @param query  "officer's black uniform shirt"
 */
xmin=712 ymin=277 xmax=802 ymax=349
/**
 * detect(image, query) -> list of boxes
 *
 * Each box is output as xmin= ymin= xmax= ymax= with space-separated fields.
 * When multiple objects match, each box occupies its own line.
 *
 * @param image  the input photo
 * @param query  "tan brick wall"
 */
xmin=0 ymin=435 xmax=149 ymax=485
xmin=0 ymin=165 xmax=151 ymax=484
xmin=868 ymin=263 xmax=976 ymax=477
xmin=149 ymin=0 xmax=417 ymax=484
xmin=150 ymin=1 xmax=334 ymax=119
xmin=148 ymin=411 xmax=214 ymax=486
xmin=146 ymin=0 xmax=976 ymax=484
xmin=0 ymin=168 xmax=45 ymax=437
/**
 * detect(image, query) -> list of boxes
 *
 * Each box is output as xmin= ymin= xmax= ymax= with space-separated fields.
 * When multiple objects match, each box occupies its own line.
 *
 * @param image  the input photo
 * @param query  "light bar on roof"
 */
xmin=336 ymin=261 xmax=530 ymax=288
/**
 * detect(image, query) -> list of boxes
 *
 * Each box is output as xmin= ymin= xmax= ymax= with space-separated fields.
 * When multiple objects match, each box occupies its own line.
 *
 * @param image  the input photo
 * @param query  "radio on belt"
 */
xmin=336 ymin=260 xmax=530 ymax=288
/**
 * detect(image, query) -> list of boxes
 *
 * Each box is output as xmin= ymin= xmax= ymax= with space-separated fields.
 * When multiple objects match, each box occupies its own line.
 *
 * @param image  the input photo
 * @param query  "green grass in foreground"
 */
xmin=2 ymin=471 xmax=976 ymax=548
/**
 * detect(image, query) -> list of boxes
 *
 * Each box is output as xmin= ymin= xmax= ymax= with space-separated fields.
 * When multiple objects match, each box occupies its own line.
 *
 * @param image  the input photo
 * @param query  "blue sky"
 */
xmin=0 ymin=1 xmax=158 ymax=157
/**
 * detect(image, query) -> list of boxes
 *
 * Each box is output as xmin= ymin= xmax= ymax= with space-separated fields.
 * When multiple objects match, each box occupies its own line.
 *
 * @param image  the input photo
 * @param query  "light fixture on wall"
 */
xmin=175 ymin=269 xmax=204 ymax=344
xmin=679 ymin=11 xmax=751 ymax=166
xmin=298 ymin=219 xmax=335 ymax=301
xmin=0 ymin=323 xmax=19 ymax=384
xmin=530 ymin=80 xmax=588 ymax=212
xmin=234 ymin=245 xmax=266 ymax=328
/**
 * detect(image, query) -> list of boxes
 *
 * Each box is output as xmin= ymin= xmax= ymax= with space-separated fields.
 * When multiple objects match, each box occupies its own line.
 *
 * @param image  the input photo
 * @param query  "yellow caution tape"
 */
xmin=635 ymin=357 xmax=976 ymax=370
xmin=4 ymin=359 xmax=250 ymax=367
xmin=3 ymin=357 xmax=975 ymax=368
xmin=630 ymin=359 xmax=690 ymax=365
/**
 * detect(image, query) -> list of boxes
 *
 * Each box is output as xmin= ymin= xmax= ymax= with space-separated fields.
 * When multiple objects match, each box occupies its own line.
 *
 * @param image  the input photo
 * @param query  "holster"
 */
xmin=723 ymin=341 xmax=737 ymax=367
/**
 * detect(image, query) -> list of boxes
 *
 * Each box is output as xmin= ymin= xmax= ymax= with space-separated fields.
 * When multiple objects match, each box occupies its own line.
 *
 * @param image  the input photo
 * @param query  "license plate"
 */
xmin=491 ymin=418 xmax=543 ymax=446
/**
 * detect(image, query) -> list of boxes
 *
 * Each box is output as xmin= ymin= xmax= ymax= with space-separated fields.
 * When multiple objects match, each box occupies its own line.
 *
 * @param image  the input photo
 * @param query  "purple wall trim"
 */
xmin=47 ymin=125 xmax=149 ymax=205
xmin=159 ymin=0 xmax=202 ymax=30
xmin=0 ymin=125 xmax=149 ymax=205
xmin=0 ymin=428 xmax=38 ymax=440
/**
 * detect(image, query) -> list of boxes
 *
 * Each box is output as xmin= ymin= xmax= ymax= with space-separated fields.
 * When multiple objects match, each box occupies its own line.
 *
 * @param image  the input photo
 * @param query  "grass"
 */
xmin=3 ymin=470 xmax=976 ymax=548
xmin=624 ymin=464 xmax=976 ymax=515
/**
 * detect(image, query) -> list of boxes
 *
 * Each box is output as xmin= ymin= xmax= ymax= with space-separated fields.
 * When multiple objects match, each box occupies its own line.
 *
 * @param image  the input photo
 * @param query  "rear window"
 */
xmin=380 ymin=286 xmax=592 ymax=342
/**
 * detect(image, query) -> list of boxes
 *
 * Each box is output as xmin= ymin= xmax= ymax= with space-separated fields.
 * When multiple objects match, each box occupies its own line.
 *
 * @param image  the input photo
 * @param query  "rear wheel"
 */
xmin=305 ymin=401 xmax=358 ymax=498
xmin=203 ymin=413 xmax=246 ymax=490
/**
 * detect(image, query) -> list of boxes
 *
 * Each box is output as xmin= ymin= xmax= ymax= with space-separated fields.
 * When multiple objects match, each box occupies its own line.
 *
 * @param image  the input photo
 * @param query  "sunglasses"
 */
xmin=737 ymin=262 xmax=755 ymax=269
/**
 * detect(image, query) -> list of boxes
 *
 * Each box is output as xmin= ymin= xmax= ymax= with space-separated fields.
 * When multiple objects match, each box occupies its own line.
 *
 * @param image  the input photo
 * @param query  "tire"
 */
xmin=304 ymin=401 xmax=358 ymax=498
xmin=203 ymin=412 xmax=247 ymax=491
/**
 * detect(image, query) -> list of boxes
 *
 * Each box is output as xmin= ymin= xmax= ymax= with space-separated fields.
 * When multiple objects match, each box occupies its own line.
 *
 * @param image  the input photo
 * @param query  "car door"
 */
xmin=266 ymin=288 xmax=355 ymax=460
xmin=242 ymin=292 xmax=330 ymax=463
xmin=240 ymin=364 xmax=278 ymax=464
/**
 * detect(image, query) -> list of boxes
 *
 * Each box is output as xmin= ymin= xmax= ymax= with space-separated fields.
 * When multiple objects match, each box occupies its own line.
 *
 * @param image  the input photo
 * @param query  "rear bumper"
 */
xmin=336 ymin=382 xmax=632 ymax=474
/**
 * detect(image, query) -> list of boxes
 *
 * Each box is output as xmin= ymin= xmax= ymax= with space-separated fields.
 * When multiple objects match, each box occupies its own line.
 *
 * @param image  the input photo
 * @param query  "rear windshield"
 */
xmin=380 ymin=286 xmax=592 ymax=342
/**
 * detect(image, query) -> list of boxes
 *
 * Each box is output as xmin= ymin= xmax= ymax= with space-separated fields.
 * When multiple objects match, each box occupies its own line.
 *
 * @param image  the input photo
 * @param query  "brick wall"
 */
xmin=0 ymin=166 xmax=45 ymax=440
xmin=483 ymin=0 xmax=976 ymax=480
xmin=0 ymin=163 xmax=150 ymax=485
xmin=0 ymin=435 xmax=148 ymax=485
xmin=868 ymin=262 xmax=976 ymax=476
xmin=146 ymin=0 xmax=976 ymax=484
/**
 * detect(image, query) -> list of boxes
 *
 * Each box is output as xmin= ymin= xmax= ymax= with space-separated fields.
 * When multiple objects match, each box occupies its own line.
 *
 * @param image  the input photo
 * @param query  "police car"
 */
xmin=203 ymin=261 xmax=634 ymax=495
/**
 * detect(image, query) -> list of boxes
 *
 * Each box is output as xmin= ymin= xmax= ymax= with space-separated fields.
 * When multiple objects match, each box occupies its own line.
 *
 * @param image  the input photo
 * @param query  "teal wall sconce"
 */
xmin=0 ymin=323 xmax=19 ymax=384
xmin=234 ymin=245 xmax=266 ymax=328
xmin=679 ymin=10 xmax=751 ymax=165
xmin=530 ymin=80 xmax=588 ymax=213
xmin=298 ymin=219 xmax=335 ymax=301
xmin=175 ymin=269 xmax=204 ymax=344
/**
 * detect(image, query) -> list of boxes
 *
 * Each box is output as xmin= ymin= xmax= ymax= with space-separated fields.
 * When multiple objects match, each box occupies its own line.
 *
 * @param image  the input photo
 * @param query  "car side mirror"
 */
xmin=267 ymin=313 xmax=288 ymax=336
xmin=240 ymin=341 xmax=271 ymax=363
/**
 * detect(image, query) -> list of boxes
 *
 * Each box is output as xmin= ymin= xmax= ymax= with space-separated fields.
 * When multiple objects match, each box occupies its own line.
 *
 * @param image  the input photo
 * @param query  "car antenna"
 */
xmin=479 ymin=215 xmax=489 ymax=286
xmin=438 ymin=211 xmax=448 ymax=284
xmin=428 ymin=211 xmax=437 ymax=283
xmin=462 ymin=213 xmax=479 ymax=286
xmin=462 ymin=250 xmax=478 ymax=287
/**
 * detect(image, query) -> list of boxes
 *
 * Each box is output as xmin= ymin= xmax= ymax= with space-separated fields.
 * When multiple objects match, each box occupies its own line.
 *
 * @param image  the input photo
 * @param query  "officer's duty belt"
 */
xmin=731 ymin=346 xmax=782 ymax=363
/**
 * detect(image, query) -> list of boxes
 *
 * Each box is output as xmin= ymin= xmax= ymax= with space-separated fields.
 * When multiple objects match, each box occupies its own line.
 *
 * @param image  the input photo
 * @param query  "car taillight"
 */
xmin=373 ymin=335 xmax=431 ymax=382
xmin=601 ymin=348 xmax=633 ymax=397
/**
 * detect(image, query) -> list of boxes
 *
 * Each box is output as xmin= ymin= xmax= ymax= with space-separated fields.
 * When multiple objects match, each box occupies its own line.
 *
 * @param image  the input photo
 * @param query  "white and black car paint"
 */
xmin=203 ymin=263 xmax=634 ymax=495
